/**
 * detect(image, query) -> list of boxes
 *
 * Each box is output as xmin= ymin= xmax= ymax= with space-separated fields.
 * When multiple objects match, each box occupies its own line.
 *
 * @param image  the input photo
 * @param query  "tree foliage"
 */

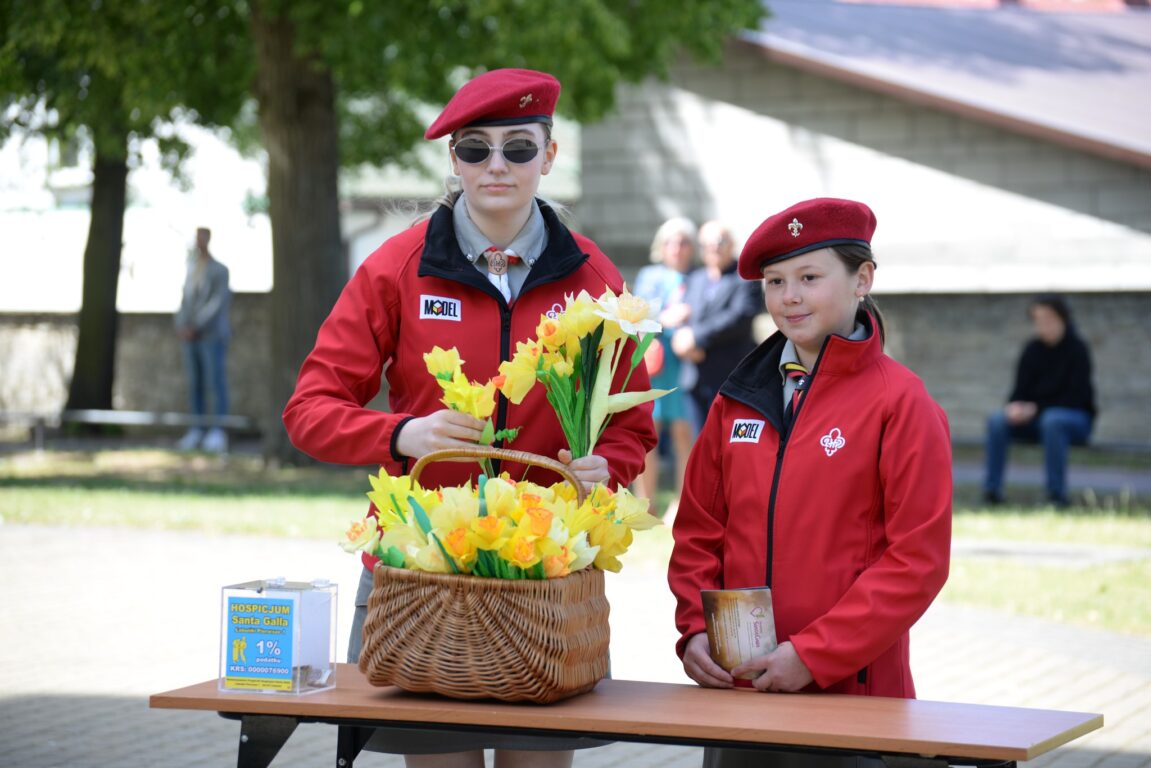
xmin=244 ymin=0 xmax=767 ymax=461
xmin=262 ymin=0 xmax=765 ymax=167
xmin=2 ymin=0 xmax=766 ymax=452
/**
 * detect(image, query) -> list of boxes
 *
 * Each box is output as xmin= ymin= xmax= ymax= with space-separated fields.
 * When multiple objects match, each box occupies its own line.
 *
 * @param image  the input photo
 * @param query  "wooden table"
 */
xmin=150 ymin=664 xmax=1102 ymax=768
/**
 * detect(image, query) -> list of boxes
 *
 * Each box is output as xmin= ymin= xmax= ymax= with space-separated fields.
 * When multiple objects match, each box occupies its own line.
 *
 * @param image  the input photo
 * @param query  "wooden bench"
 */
xmin=150 ymin=664 xmax=1102 ymax=768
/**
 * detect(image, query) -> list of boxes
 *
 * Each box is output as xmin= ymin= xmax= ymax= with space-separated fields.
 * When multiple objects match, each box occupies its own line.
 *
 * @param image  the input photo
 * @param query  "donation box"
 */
xmin=219 ymin=577 xmax=337 ymax=695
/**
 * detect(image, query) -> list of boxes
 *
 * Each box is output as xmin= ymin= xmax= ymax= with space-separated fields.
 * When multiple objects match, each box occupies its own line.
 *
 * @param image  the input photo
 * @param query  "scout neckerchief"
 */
xmin=453 ymin=195 xmax=547 ymax=302
xmin=777 ymin=321 xmax=868 ymax=426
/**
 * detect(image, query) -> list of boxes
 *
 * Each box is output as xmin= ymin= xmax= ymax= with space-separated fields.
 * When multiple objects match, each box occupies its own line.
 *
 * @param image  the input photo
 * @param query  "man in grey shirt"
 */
xmin=174 ymin=227 xmax=231 ymax=453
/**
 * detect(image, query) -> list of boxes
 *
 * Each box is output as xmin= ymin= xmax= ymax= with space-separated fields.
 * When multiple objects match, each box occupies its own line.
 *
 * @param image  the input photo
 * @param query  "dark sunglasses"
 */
xmin=453 ymin=137 xmax=541 ymax=165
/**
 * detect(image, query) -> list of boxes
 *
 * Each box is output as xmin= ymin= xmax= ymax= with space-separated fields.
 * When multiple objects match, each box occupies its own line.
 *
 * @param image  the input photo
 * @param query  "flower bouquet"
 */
xmin=344 ymin=287 xmax=669 ymax=702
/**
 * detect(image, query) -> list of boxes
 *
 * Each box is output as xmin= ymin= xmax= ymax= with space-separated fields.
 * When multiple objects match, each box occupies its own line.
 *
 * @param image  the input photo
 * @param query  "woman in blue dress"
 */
xmin=633 ymin=217 xmax=697 ymax=517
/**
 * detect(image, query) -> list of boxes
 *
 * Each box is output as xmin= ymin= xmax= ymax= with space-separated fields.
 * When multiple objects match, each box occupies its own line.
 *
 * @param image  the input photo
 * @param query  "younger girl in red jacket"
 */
xmin=668 ymin=198 xmax=952 ymax=766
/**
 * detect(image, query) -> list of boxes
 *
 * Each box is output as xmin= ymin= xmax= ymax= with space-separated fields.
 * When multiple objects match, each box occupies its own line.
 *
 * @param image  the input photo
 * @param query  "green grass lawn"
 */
xmin=2 ymin=446 xmax=1149 ymax=637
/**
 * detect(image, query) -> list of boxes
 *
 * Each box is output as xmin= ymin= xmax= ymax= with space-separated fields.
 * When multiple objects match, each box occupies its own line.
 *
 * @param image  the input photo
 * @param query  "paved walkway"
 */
xmin=1 ymin=523 xmax=1149 ymax=768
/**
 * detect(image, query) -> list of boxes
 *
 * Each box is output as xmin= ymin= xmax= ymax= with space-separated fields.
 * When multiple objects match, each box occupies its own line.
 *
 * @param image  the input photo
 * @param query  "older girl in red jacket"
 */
xmin=285 ymin=68 xmax=655 ymax=768
xmin=668 ymin=198 xmax=952 ymax=766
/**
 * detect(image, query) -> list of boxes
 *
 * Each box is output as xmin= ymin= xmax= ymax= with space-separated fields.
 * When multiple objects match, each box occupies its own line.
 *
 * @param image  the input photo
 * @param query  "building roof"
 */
xmin=743 ymin=0 xmax=1151 ymax=169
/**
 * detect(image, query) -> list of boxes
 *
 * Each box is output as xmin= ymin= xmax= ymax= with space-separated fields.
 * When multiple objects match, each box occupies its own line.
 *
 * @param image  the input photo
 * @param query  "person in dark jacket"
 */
xmin=668 ymin=220 xmax=761 ymax=434
xmin=983 ymin=294 xmax=1097 ymax=508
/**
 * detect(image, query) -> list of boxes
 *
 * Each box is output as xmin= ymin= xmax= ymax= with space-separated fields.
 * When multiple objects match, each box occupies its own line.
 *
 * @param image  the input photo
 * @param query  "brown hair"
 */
xmin=831 ymin=243 xmax=885 ymax=346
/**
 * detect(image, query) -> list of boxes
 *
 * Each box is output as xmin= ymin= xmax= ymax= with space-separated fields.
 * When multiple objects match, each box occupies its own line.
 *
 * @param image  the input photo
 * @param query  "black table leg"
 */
xmin=236 ymin=714 xmax=298 ymax=768
xmin=336 ymin=725 xmax=374 ymax=767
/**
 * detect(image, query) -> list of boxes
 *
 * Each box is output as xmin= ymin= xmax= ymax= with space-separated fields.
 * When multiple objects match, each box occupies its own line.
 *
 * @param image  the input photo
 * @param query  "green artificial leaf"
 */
xmin=408 ymin=495 xmax=433 ymax=536
xmin=382 ymin=546 xmax=406 ymax=568
xmin=429 ymin=532 xmax=461 ymax=574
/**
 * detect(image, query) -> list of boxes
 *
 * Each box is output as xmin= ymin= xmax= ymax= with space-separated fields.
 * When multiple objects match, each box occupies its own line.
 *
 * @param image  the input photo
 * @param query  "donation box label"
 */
xmin=223 ymin=597 xmax=295 ymax=691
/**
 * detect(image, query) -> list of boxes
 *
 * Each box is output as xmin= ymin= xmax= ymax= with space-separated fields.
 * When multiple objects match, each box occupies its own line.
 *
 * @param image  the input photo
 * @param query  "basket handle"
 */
xmin=409 ymin=447 xmax=588 ymax=505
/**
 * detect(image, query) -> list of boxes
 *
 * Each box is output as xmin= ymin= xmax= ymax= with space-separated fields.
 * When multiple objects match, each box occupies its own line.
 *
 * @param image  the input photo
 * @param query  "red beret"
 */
xmin=738 ymin=198 xmax=877 ymax=280
xmin=424 ymin=68 xmax=561 ymax=140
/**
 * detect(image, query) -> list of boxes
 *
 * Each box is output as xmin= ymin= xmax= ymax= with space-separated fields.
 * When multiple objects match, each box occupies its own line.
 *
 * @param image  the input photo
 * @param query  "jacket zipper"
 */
xmin=764 ymin=336 xmax=830 ymax=587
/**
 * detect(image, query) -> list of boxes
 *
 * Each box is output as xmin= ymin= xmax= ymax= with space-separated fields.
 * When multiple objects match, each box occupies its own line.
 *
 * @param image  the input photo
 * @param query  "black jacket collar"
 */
xmin=719 ymin=310 xmax=879 ymax=433
xmin=417 ymin=200 xmax=589 ymax=302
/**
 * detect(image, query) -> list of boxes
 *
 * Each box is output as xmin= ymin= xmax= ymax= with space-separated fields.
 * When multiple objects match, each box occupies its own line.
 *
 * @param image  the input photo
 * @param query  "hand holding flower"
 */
xmin=395 ymin=409 xmax=486 ymax=458
xmin=556 ymin=448 xmax=610 ymax=493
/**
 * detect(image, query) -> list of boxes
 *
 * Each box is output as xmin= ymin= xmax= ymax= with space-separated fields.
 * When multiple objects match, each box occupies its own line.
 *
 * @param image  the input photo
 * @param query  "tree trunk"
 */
xmin=64 ymin=146 xmax=128 ymax=417
xmin=251 ymin=4 xmax=346 ymax=463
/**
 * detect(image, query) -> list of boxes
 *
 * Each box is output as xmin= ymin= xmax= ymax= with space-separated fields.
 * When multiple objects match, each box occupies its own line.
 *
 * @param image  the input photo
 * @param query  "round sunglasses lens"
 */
xmin=454 ymin=140 xmax=491 ymax=164
xmin=501 ymin=139 xmax=539 ymax=164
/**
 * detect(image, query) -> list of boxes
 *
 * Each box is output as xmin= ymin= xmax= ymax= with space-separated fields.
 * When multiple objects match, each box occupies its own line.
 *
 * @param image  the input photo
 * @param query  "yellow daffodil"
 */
xmin=536 ymin=316 xmax=568 ymax=352
xmin=541 ymin=350 xmax=573 ymax=379
xmin=496 ymin=341 xmax=542 ymax=404
xmin=366 ymin=471 xmax=432 ymax=526
xmin=468 ymin=515 xmax=510 ymax=551
xmin=589 ymin=522 xmax=633 ymax=573
xmin=500 ymin=528 xmax=543 ymax=570
xmin=561 ymin=501 xmax=604 ymax=538
xmin=412 ymin=541 xmax=453 ymax=573
xmin=562 ymin=290 xmax=605 ymax=339
xmin=443 ymin=526 xmax=478 ymax=570
xmin=340 ymin=517 xmax=380 ymax=554
xmin=431 ymin=485 xmax=479 ymax=531
xmin=612 ymin=486 xmax=662 ymax=530
xmin=483 ymin=476 xmax=519 ymax=520
xmin=439 ymin=372 xmax=497 ymax=419
xmin=380 ymin=524 xmax=425 ymax=556
xmin=519 ymin=503 xmax=554 ymax=538
xmin=423 ymin=345 xmax=463 ymax=381
xmin=548 ymin=481 xmax=580 ymax=506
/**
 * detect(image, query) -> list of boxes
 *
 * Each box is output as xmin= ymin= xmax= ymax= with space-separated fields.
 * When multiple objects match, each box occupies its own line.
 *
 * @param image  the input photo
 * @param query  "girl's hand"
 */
xmin=682 ymin=633 xmax=733 ymax=689
xmin=557 ymin=449 xmax=610 ymax=493
xmin=729 ymin=641 xmax=813 ymax=693
xmin=395 ymin=410 xmax=486 ymax=458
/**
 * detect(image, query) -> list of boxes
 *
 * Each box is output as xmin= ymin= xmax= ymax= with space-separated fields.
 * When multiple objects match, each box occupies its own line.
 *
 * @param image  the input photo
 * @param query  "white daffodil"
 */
xmin=594 ymin=288 xmax=661 ymax=338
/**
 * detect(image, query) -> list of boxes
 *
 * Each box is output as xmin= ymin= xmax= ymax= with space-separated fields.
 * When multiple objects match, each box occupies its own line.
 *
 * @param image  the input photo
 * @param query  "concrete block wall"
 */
xmin=576 ymin=40 xmax=1151 ymax=275
xmin=878 ymin=292 xmax=1151 ymax=446
xmin=0 ymin=293 xmax=272 ymax=434
xmin=2 ymin=292 xmax=1148 ymax=446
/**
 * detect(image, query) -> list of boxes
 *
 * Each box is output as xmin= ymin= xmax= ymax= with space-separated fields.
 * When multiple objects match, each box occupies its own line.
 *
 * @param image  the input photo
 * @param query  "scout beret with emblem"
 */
xmin=424 ymin=68 xmax=561 ymax=140
xmin=738 ymin=198 xmax=877 ymax=280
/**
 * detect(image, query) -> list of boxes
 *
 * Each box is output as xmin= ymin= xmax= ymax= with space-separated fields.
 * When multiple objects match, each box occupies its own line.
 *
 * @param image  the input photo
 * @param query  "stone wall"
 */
xmin=876 ymin=292 xmax=1151 ymax=446
xmin=0 ymin=293 xmax=273 ymax=434
xmin=2 ymin=291 xmax=1148 ymax=446
xmin=575 ymin=40 xmax=1151 ymax=290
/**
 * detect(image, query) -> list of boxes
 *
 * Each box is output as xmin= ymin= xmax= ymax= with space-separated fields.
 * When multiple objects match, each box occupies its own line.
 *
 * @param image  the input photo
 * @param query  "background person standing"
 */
xmin=174 ymin=226 xmax=231 ymax=453
xmin=668 ymin=220 xmax=761 ymax=434
xmin=632 ymin=216 xmax=697 ymax=516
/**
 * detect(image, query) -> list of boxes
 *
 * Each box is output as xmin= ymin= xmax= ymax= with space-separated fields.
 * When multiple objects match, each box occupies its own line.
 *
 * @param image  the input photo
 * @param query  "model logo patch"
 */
xmin=419 ymin=295 xmax=462 ymax=321
xmin=730 ymin=419 xmax=764 ymax=443
xmin=820 ymin=427 xmax=846 ymax=457
xmin=545 ymin=302 xmax=565 ymax=320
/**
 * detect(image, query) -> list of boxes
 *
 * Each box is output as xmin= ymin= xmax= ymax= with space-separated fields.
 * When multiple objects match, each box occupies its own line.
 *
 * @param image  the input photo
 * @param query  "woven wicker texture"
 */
xmin=359 ymin=566 xmax=610 ymax=703
xmin=360 ymin=447 xmax=609 ymax=703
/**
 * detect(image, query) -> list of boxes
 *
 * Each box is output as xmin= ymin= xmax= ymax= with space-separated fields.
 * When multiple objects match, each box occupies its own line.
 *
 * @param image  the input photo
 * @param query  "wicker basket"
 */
xmin=358 ymin=447 xmax=611 ymax=704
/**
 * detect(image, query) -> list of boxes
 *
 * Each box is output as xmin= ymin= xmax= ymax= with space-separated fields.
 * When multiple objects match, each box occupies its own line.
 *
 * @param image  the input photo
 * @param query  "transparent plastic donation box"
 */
xmin=219 ymin=577 xmax=337 ymax=695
